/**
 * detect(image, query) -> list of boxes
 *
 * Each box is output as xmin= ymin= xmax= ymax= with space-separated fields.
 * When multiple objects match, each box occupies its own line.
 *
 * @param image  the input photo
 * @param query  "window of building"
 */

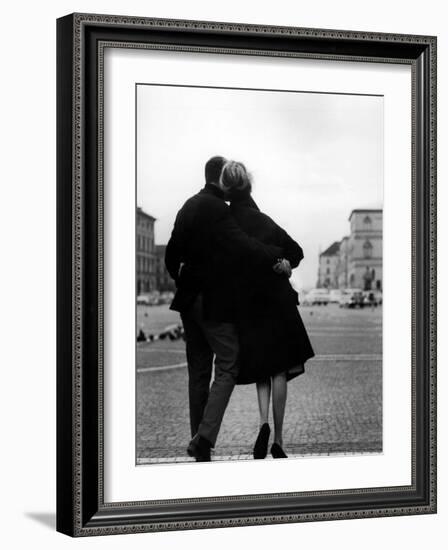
xmin=326 ymin=268 xmax=330 ymax=275
xmin=363 ymin=215 xmax=372 ymax=226
xmin=363 ymin=240 xmax=373 ymax=259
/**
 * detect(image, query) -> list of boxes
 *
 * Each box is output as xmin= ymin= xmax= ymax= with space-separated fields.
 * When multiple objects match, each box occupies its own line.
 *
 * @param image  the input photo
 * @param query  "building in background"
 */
xmin=346 ymin=209 xmax=382 ymax=290
xmin=136 ymin=207 xmax=156 ymax=294
xmin=317 ymin=241 xmax=340 ymax=288
xmin=318 ymin=209 xmax=382 ymax=291
xmin=155 ymin=245 xmax=176 ymax=292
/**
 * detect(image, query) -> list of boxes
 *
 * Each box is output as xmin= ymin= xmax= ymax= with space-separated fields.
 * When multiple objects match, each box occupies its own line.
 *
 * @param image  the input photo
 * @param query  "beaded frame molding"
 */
xmin=56 ymin=13 xmax=437 ymax=537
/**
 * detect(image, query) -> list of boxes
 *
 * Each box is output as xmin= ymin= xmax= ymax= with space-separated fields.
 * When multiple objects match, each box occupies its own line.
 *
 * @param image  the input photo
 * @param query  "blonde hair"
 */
xmin=220 ymin=161 xmax=252 ymax=193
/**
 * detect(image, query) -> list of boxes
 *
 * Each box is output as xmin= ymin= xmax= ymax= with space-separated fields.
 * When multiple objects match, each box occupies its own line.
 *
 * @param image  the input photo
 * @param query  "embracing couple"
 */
xmin=165 ymin=156 xmax=314 ymax=462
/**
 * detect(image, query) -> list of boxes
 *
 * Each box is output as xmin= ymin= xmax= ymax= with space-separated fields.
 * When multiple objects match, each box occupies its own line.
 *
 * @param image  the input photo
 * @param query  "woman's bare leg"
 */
xmin=272 ymin=372 xmax=287 ymax=445
xmin=256 ymin=379 xmax=271 ymax=427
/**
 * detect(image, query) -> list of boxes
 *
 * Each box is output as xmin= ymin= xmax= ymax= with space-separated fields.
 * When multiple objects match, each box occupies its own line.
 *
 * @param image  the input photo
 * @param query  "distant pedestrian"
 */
xmin=137 ymin=328 xmax=146 ymax=342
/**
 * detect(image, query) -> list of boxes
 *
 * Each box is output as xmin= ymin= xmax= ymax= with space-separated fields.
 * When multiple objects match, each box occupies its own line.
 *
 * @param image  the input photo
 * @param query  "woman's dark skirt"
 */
xmin=235 ymin=284 xmax=315 ymax=385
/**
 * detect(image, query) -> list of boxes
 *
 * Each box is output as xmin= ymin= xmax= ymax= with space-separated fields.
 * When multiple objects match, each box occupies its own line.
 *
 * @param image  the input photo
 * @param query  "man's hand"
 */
xmin=273 ymin=258 xmax=292 ymax=278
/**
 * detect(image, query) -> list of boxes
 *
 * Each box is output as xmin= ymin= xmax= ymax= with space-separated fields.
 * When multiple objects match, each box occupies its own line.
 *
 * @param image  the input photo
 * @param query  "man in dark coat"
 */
xmin=165 ymin=156 xmax=284 ymax=461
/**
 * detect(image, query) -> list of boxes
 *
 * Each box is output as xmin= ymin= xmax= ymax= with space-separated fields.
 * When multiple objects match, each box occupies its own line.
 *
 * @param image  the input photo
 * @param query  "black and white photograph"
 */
xmin=54 ymin=10 xmax=437 ymax=538
xmin=135 ymin=84 xmax=383 ymax=464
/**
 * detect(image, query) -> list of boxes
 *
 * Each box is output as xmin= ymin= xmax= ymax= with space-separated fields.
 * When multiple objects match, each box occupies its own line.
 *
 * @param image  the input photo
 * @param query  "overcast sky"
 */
xmin=137 ymin=84 xmax=383 ymax=290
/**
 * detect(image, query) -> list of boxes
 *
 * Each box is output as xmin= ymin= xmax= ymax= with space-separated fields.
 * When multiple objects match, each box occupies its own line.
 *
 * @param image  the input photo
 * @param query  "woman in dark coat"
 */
xmin=220 ymin=161 xmax=315 ymax=459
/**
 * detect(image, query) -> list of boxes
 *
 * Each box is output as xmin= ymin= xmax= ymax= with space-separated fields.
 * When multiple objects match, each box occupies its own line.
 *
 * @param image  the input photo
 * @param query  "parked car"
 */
xmin=329 ymin=289 xmax=343 ymax=303
xmin=362 ymin=290 xmax=383 ymax=306
xmin=302 ymin=288 xmax=330 ymax=305
xmin=339 ymin=288 xmax=365 ymax=308
xmin=137 ymin=291 xmax=160 ymax=306
xmin=137 ymin=294 xmax=151 ymax=305
xmin=374 ymin=290 xmax=383 ymax=305
xmin=159 ymin=291 xmax=175 ymax=305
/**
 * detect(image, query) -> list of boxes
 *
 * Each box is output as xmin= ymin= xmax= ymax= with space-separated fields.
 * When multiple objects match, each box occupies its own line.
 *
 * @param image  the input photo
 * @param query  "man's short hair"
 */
xmin=205 ymin=156 xmax=227 ymax=185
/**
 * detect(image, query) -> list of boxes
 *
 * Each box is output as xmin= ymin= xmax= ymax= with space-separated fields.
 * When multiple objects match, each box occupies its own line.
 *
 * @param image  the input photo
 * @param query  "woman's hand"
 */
xmin=273 ymin=258 xmax=292 ymax=278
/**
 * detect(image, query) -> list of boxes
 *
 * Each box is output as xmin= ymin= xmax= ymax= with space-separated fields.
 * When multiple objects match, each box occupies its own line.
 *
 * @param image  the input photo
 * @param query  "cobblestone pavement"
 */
xmin=136 ymin=304 xmax=382 ymax=463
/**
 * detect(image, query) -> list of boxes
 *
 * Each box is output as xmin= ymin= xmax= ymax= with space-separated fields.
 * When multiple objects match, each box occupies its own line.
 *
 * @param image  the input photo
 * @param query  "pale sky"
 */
xmin=137 ymin=84 xmax=383 ymax=290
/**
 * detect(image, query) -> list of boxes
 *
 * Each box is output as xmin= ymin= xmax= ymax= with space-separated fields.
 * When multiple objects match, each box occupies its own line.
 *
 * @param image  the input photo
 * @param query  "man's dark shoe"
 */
xmin=187 ymin=434 xmax=212 ymax=462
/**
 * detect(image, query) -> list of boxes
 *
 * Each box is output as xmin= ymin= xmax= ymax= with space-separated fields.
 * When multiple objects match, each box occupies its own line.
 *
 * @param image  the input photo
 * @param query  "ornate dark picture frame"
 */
xmin=56 ymin=13 xmax=437 ymax=537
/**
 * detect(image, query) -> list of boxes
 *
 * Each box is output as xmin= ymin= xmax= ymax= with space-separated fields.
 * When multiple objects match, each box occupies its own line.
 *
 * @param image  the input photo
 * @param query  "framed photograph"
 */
xmin=56 ymin=13 xmax=437 ymax=536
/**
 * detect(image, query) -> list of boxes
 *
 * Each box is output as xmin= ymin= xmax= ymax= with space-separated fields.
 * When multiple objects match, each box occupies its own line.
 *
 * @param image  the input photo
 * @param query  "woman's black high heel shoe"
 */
xmin=253 ymin=423 xmax=271 ymax=459
xmin=270 ymin=442 xmax=288 ymax=459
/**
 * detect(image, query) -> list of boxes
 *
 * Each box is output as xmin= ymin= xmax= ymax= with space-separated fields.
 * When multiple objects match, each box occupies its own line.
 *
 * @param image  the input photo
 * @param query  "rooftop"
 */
xmin=137 ymin=206 xmax=156 ymax=221
xmin=320 ymin=241 xmax=340 ymax=257
xmin=348 ymin=208 xmax=382 ymax=221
